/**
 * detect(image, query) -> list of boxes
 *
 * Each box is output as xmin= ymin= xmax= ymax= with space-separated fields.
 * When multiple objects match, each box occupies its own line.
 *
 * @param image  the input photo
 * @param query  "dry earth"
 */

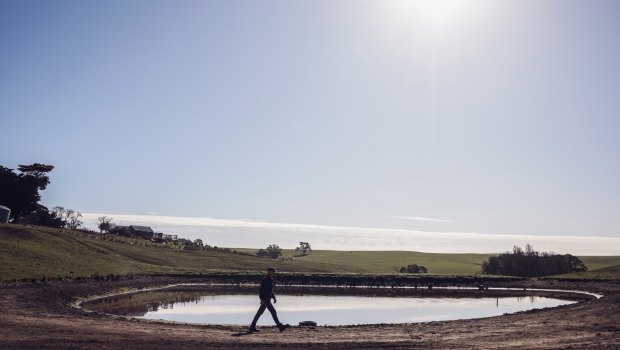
xmin=1 ymin=277 xmax=619 ymax=349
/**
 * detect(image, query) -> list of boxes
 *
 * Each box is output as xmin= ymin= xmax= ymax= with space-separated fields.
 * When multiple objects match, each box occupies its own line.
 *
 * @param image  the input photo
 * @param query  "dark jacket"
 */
xmin=258 ymin=276 xmax=275 ymax=300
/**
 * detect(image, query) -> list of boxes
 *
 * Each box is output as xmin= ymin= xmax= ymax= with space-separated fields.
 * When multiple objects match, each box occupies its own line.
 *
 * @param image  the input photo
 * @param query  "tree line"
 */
xmin=256 ymin=242 xmax=313 ymax=259
xmin=0 ymin=164 xmax=83 ymax=229
xmin=481 ymin=244 xmax=587 ymax=277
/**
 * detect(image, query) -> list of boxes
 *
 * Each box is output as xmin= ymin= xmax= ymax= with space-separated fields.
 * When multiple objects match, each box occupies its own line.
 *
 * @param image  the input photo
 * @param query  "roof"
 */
xmin=129 ymin=225 xmax=154 ymax=233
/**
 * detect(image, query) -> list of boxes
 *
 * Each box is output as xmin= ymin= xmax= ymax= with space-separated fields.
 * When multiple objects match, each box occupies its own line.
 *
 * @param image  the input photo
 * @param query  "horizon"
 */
xmin=80 ymin=212 xmax=620 ymax=255
xmin=2 ymin=0 xmax=619 ymax=255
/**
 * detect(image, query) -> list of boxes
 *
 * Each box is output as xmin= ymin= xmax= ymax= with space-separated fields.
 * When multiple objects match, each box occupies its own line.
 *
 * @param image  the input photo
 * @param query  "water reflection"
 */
xmin=84 ymin=289 xmax=575 ymax=325
xmin=85 ymin=290 xmax=208 ymax=317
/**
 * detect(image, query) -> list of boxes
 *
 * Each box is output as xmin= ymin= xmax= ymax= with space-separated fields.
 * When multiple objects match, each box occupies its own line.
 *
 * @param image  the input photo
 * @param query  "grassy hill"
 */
xmin=2 ymin=224 xmax=619 ymax=281
xmin=553 ymin=264 xmax=620 ymax=280
xmin=281 ymin=249 xmax=489 ymax=275
xmin=236 ymin=248 xmax=620 ymax=276
xmin=0 ymin=224 xmax=357 ymax=282
xmin=575 ymin=256 xmax=620 ymax=272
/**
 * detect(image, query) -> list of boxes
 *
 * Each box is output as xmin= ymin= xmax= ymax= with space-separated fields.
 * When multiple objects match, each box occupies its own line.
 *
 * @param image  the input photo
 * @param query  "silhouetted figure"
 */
xmin=248 ymin=267 xmax=289 ymax=332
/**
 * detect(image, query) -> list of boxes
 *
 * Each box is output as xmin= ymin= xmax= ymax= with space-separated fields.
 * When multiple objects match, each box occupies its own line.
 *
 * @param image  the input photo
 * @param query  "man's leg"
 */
xmin=250 ymin=303 xmax=267 ymax=330
xmin=264 ymin=300 xmax=281 ymax=325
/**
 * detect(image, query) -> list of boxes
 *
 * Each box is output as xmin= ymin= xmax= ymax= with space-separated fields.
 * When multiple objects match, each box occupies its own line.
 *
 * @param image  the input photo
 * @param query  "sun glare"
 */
xmin=381 ymin=0 xmax=475 ymax=32
xmin=410 ymin=0 xmax=469 ymax=21
xmin=382 ymin=0 xmax=471 ymax=24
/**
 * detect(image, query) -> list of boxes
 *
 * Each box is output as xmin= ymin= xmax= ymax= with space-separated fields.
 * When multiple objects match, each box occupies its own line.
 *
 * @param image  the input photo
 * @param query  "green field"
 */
xmin=2 ymin=224 xmax=619 ymax=281
xmin=237 ymin=248 xmax=620 ymax=276
xmin=552 ymin=264 xmax=620 ymax=279
xmin=572 ymin=256 xmax=620 ymax=272
xmin=0 ymin=224 xmax=353 ymax=281
xmin=236 ymin=248 xmax=491 ymax=275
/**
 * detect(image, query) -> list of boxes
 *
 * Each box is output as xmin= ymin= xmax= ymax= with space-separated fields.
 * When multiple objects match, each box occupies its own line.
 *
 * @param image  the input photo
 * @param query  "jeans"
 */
xmin=250 ymin=299 xmax=280 ymax=326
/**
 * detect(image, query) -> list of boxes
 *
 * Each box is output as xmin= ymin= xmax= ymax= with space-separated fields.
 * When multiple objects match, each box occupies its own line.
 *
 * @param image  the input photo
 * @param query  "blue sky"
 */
xmin=1 ymin=0 xmax=619 ymax=253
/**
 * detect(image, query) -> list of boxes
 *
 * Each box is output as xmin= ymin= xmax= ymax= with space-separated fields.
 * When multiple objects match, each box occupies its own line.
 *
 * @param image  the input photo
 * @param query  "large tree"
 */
xmin=0 ymin=163 xmax=54 ymax=221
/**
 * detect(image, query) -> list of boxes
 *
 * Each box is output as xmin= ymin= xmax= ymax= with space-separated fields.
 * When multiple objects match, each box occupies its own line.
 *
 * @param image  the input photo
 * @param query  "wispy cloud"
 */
xmin=390 ymin=215 xmax=453 ymax=223
xmin=80 ymin=212 xmax=620 ymax=255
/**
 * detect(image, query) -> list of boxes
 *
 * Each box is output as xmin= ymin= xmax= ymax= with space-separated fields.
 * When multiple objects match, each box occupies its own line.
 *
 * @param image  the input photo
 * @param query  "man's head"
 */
xmin=267 ymin=267 xmax=276 ymax=277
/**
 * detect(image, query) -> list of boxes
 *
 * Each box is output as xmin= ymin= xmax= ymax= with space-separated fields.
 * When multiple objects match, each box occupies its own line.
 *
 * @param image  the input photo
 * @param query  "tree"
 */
xmin=193 ymin=239 xmax=204 ymax=248
xmin=295 ymin=241 xmax=312 ymax=256
xmin=53 ymin=207 xmax=82 ymax=230
xmin=17 ymin=163 xmax=54 ymax=189
xmin=66 ymin=210 xmax=83 ymax=230
xmin=20 ymin=204 xmax=65 ymax=228
xmin=481 ymin=245 xmax=588 ymax=276
xmin=257 ymin=244 xmax=282 ymax=259
xmin=97 ymin=216 xmax=116 ymax=234
xmin=0 ymin=163 xmax=54 ymax=221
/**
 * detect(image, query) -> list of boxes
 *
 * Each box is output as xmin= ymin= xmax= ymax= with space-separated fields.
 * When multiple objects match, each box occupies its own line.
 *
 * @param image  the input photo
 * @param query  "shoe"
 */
xmin=278 ymin=324 xmax=290 ymax=332
xmin=248 ymin=326 xmax=260 ymax=333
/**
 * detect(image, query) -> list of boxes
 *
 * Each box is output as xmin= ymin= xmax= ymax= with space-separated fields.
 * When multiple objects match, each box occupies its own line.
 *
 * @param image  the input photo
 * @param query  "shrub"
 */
xmin=399 ymin=264 xmax=428 ymax=273
xmin=257 ymin=244 xmax=282 ymax=259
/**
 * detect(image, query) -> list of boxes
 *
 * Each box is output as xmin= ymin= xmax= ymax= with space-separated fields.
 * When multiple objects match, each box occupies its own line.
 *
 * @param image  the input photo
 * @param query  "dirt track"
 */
xmin=1 ymin=277 xmax=619 ymax=349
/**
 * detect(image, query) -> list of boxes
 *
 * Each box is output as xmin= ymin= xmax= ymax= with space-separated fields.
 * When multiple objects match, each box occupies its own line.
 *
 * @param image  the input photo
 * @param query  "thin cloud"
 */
xmin=80 ymin=212 xmax=620 ymax=255
xmin=390 ymin=215 xmax=453 ymax=223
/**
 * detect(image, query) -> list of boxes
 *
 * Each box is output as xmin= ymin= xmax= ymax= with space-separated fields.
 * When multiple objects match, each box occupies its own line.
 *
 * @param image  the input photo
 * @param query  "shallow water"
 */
xmin=85 ymin=290 xmax=575 ymax=325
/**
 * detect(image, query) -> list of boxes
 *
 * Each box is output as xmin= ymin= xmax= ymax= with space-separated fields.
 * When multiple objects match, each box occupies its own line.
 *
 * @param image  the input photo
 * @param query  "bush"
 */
xmin=257 ymin=244 xmax=282 ymax=259
xmin=399 ymin=264 xmax=428 ymax=273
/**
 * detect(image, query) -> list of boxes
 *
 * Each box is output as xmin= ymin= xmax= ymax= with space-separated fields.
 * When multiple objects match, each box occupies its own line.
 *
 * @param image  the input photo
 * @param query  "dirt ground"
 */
xmin=1 ymin=277 xmax=619 ymax=349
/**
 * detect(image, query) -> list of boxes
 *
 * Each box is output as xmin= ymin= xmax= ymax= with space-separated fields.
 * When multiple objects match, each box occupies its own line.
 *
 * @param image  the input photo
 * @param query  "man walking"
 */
xmin=249 ymin=267 xmax=289 ymax=333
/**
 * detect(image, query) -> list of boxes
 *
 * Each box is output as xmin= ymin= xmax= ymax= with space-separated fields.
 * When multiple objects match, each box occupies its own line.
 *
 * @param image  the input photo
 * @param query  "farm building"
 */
xmin=108 ymin=225 xmax=177 ymax=241
xmin=128 ymin=225 xmax=154 ymax=238
xmin=110 ymin=225 xmax=128 ymax=235
xmin=152 ymin=232 xmax=178 ymax=241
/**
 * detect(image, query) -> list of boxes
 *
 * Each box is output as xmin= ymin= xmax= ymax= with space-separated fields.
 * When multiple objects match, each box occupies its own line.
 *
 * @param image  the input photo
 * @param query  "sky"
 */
xmin=1 ymin=0 xmax=619 ymax=254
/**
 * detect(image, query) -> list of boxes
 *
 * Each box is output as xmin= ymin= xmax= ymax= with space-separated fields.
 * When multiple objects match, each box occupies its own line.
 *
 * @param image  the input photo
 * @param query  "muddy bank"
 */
xmin=1 ymin=275 xmax=619 ymax=349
